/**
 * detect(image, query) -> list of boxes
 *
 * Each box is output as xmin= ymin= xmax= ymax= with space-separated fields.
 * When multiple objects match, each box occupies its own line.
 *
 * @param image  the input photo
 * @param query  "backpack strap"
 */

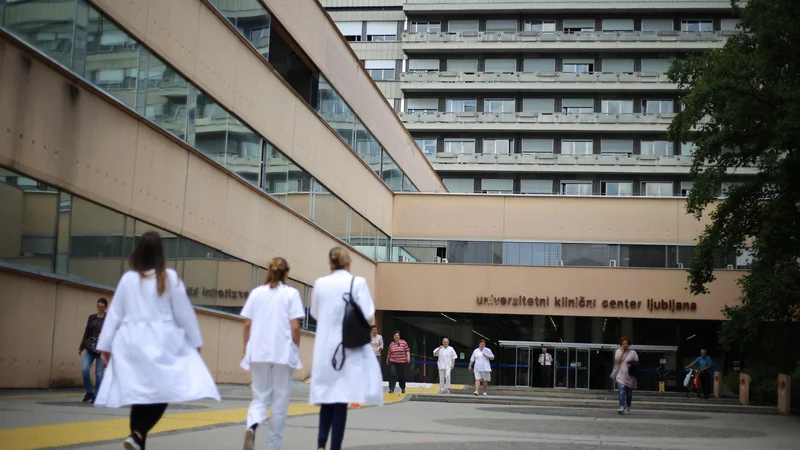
xmin=331 ymin=277 xmax=357 ymax=371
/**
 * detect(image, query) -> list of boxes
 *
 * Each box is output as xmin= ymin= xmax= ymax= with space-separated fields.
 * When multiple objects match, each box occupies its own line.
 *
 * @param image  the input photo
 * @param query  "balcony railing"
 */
xmin=399 ymin=112 xmax=677 ymax=126
xmin=402 ymin=30 xmax=735 ymax=44
xmin=399 ymin=71 xmax=675 ymax=85
xmin=426 ymin=152 xmax=695 ymax=168
xmin=404 ymin=0 xmax=728 ymax=4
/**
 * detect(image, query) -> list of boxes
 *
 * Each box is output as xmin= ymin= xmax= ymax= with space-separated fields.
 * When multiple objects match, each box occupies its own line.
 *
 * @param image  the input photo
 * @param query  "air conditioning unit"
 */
xmin=399 ymin=255 xmax=409 ymax=263
xmin=677 ymin=263 xmax=684 ymax=269
xmin=726 ymin=264 xmax=734 ymax=270
xmin=207 ymin=252 xmax=215 ymax=258
xmin=441 ymin=258 xmax=448 ymax=264
xmin=609 ymin=260 xmax=617 ymax=267
xmin=556 ymin=259 xmax=564 ymax=266
xmin=434 ymin=256 xmax=442 ymax=263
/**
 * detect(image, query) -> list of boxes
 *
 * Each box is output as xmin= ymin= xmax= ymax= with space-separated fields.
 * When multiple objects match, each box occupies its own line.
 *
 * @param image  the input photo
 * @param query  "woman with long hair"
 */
xmin=309 ymin=247 xmax=383 ymax=450
xmin=240 ymin=257 xmax=304 ymax=450
xmin=94 ymin=232 xmax=220 ymax=449
xmin=611 ymin=336 xmax=639 ymax=415
xmin=78 ymin=297 xmax=108 ymax=403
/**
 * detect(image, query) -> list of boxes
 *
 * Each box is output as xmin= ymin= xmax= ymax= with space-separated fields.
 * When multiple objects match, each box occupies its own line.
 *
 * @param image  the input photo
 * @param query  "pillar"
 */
xmin=778 ymin=374 xmax=791 ymax=415
xmin=739 ymin=373 xmax=751 ymax=405
xmin=713 ymin=371 xmax=722 ymax=398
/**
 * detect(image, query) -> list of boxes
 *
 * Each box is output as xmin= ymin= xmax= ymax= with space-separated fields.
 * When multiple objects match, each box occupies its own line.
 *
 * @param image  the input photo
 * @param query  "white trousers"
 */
xmin=247 ymin=363 xmax=294 ymax=450
xmin=438 ymin=368 xmax=452 ymax=391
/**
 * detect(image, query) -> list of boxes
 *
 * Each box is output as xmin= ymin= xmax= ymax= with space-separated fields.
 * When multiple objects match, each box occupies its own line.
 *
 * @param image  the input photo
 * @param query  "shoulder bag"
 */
xmin=332 ymin=277 xmax=372 ymax=371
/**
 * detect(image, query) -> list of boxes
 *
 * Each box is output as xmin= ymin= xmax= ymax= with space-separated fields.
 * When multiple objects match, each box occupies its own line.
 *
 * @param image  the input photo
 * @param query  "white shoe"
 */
xmin=624 ymin=407 xmax=631 ymax=415
xmin=482 ymin=392 xmax=488 ymax=396
xmin=123 ymin=436 xmax=141 ymax=450
xmin=473 ymin=391 xmax=479 ymax=396
xmin=617 ymin=407 xmax=625 ymax=415
xmin=243 ymin=428 xmax=255 ymax=450
xmin=445 ymin=388 xmax=450 ymax=394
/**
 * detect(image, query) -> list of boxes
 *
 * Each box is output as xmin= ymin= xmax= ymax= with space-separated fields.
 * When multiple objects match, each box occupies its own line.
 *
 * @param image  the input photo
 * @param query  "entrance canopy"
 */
xmin=499 ymin=340 xmax=678 ymax=353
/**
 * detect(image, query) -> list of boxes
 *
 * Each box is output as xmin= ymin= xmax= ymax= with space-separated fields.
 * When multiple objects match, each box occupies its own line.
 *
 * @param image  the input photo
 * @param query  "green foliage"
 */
xmin=667 ymin=0 xmax=800 ymax=358
xmin=722 ymin=372 xmax=740 ymax=396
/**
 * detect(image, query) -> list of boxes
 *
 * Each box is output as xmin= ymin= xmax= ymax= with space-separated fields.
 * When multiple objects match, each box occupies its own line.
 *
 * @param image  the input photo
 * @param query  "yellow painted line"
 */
xmin=0 ymin=393 xmax=82 ymax=400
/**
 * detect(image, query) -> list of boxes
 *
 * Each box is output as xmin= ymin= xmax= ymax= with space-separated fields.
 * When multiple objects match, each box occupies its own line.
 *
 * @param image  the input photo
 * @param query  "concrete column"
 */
xmin=713 ymin=371 xmax=722 ymax=398
xmin=739 ymin=373 xmax=751 ymax=405
xmin=778 ymin=374 xmax=792 ymax=415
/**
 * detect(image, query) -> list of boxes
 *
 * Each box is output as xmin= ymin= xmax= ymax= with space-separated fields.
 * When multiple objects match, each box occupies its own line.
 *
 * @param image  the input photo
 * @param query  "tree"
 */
xmin=667 ymin=0 xmax=800 ymax=364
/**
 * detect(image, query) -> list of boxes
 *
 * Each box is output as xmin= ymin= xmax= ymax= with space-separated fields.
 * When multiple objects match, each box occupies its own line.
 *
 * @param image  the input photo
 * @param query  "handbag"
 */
xmin=332 ymin=277 xmax=372 ymax=371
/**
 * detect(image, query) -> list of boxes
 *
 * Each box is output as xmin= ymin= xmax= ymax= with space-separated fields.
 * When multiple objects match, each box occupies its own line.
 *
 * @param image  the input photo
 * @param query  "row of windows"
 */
xmin=1 ymin=0 xmax=396 ymax=260
xmin=415 ymin=138 xmax=694 ymax=157
xmin=405 ymin=98 xmax=676 ymax=115
xmin=392 ymin=239 xmax=751 ymax=270
xmin=405 ymin=57 xmax=672 ymax=74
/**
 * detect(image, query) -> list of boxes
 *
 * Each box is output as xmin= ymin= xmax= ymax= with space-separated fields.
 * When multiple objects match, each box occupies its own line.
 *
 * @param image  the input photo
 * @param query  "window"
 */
xmin=521 ymin=180 xmax=553 ymax=194
xmin=621 ymin=245 xmax=667 ymax=268
xmin=444 ymin=139 xmax=476 ymax=154
xmin=563 ymin=19 xmax=595 ymax=33
xmin=486 ymin=20 xmax=518 ymax=32
xmin=721 ymin=19 xmax=740 ymax=31
xmin=485 ymin=59 xmax=517 ymax=73
xmin=446 ymin=99 xmax=477 ymax=113
xmin=563 ymin=59 xmax=594 ymax=73
xmin=560 ymin=181 xmax=593 ymax=196
xmin=681 ymin=20 xmax=713 ymax=32
xmin=641 ymin=59 xmax=671 ymax=73
xmin=484 ymin=99 xmax=515 ymax=114
xmin=602 ymin=59 xmax=634 ymax=74
xmin=681 ymin=141 xmax=696 ymax=156
xmin=415 ymin=139 xmax=438 ymax=155
xmin=680 ymin=181 xmax=693 ymax=196
xmin=521 ymin=139 xmax=554 ymax=153
xmin=410 ymin=21 xmax=441 ymax=34
xmin=447 ymin=59 xmax=478 ymax=73
xmin=601 ymin=139 xmax=633 ymax=154
xmin=448 ymin=20 xmax=479 ymax=32
xmin=408 ymin=59 xmax=440 ymax=72
xmin=141 ymin=52 xmax=189 ymax=140
xmin=601 ymin=181 xmax=633 ymax=196
xmin=85 ymin=11 xmax=139 ymax=107
xmin=481 ymin=179 xmax=513 ymax=194
xmin=642 ymin=19 xmax=674 ymax=32
xmin=335 ymin=21 xmax=362 ymax=41
xmin=524 ymin=20 xmax=556 ymax=33
xmin=643 ymin=182 xmax=674 ymax=197
xmin=406 ymin=98 xmax=438 ymax=114
xmin=601 ymin=100 xmax=634 ymax=114
xmin=365 ymin=60 xmax=395 ymax=81
xmin=602 ymin=19 xmax=634 ymax=32
xmin=3 ymin=0 xmax=76 ymax=67
xmin=523 ymin=99 xmax=555 ymax=114
xmin=483 ymin=139 xmax=514 ymax=155
xmin=382 ymin=150 xmax=402 ymax=191
xmin=642 ymin=141 xmax=674 ymax=156
xmin=443 ymin=178 xmax=475 ymax=193
xmin=523 ymin=58 xmax=556 ymax=72
xmin=561 ymin=140 xmax=593 ymax=155
xmin=562 ymin=99 xmax=594 ymax=114
xmin=366 ymin=22 xmax=397 ymax=41
xmin=642 ymin=100 xmax=674 ymax=114
xmin=721 ymin=182 xmax=743 ymax=198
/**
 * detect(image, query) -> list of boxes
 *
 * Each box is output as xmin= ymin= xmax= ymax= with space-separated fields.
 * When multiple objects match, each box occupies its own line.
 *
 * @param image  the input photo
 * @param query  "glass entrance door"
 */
xmin=554 ymin=347 xmax=570 ymax=388
xmin=515 ymin=347 xmax=531 ymax=386
xmin=575 ymin=348 xmax=590 ymax=389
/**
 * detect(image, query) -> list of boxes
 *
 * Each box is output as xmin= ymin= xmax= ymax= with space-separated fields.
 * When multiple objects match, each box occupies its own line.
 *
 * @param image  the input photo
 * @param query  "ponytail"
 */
xmin=265 ymin=257 xmax=290 ymax=288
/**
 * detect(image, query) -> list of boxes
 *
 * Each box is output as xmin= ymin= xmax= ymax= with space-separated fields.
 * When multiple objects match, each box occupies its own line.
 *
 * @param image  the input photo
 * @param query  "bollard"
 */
xmin=777 ymin=374 xmax=791 ymax=415
xmin=713 ymin=371 xmax=722 ymax=398
xmin=739 ymin=373 xmax=751 ymax=405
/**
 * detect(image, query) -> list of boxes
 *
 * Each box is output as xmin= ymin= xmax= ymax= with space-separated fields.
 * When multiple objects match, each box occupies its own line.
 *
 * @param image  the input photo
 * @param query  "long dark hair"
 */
xmin=129 ymin=231 xmax=167 ymax=296
xmin=265 ymin=257 xmax=290 ymax=288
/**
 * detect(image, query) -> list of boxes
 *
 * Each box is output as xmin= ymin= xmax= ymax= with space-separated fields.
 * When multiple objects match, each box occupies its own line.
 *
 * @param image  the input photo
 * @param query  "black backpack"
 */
xmin=332 ymin=277 xmax=371 ymax=370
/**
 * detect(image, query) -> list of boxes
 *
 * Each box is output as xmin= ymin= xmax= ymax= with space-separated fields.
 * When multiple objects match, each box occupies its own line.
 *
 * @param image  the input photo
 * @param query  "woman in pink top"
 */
xmin=610 ymin=336 xmax=639 ymax=415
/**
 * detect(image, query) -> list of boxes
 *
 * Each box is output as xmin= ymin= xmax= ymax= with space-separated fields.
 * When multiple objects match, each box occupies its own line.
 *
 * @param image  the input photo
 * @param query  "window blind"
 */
xmin=602 ymin=59 xmax=634 ymax=73
xmin=641 ymin=19 xmax=674 ymax=32
xmin=447 ymin=59 xmax=478 ymax=72
xmin=521 ymin=139 xmax=554 ymax=153
xmin=563 ymin=19 xmax=595 ymax=29
xmin=365 ymin=60 xmax=395 ymax=70
xmin=721 ymin=18 xmax=740 ymax=31
xmin=486 ymin=19 xmax=517 ymax=31
xmin=443 ymin=178 xmax=475 ymax=193
xmin=366 ymin=21 xmax=396 ymax=35
xmin=448 ymin=20 xmax=479 ymax=32
xmin=408 ymin=59 xmax=440 ymax=71
xmin=562 ymin=98 xmax=593 ymax=108
xmin=522 ymin=99 xmax=555 ymax=113
xmin=521 ymin=180 xmax=553 ymax=194
xmin=640 ymin=59 xmax=671 ymax=73
xmin=335 ymin=21 xmax=362 ymax=36
xmin=602 ymin=19 xmax=634 ymax=31
xmin=601 ymin=139 xmax=633 ymax=153
xmin=406 ymin=98 xmax=438 ymax=111
xmin=523 ymin=58 xmax=555 ymax=72
xmin=484 ymin=59 xmax=516 ymax=73
xmin=481 ymin=179 xmax=513 ymax=191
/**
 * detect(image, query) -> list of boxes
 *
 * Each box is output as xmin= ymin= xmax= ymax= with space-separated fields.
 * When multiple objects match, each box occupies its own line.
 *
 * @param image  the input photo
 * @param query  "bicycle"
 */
xmin=684 ymin=368 xmax=703 ymax=399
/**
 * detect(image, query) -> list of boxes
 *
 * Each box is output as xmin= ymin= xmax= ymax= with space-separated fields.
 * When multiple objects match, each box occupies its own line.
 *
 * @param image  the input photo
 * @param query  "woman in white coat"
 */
xmin=310 ymin=247 xmax=383 ymax=450
xmin=95 ymin=232 xmax=220 ymax=450
xmin=240 ymin=257 xmax=305 ymax=450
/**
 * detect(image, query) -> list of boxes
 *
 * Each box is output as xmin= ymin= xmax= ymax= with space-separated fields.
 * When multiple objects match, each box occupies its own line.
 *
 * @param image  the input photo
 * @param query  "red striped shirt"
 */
xmin=387 ymin=340 xmax=410 ymax=363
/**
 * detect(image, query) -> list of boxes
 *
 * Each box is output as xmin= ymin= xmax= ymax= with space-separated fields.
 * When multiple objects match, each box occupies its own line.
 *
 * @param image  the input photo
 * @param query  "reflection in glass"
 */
xmin=179 ymin=237 xmax=220 ymax=307
xmin=620 ymin=245 xmax=667 ymax=268
xmin=287 ymin=160 xmax=312 ymax=217
xmin=56 ymin=192 xmax=72 ymax=274
xmin=83 ymin=8 xmax=140 ymax=108
xmin=210 ymin=0 xmax=270 ymax=59
xmin=331 ymin=196 xmax=350 ymax=243
xmin=355 ymin=119 xmax=381 ymax=176
xmin=226 ymin=116 xmax=263 ymax=187
xmin=264 ymin=143 xmax=290 ymax=204
xmin=350 ymin=214 xmax=377 ymax=259
xmin=194 ymin=91 xmax=228 ymax=165
xmin=69 ymin=197 xmax=125 ymax=287
xmin=312 ymin=181 xmax=334 ymax=233
xmin=376 ymin=230 xmax=390 ymax=262
xmin=3 ymin=0 xmax=77 ymax=67
xmin=381 ymin=150 xmax=402 ymax=191
xmin=317 ymin=76 xmax=355 ymax=146
xmin=215 ymin=254 xmax=253 ymax=312
xmin=140 ymin=51 xmax=189 ymax=140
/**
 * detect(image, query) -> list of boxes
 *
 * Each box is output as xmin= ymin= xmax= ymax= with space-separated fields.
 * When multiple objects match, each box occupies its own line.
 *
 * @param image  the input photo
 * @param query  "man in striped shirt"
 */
xmin=386 ymin=331 xmax=410 ymax=394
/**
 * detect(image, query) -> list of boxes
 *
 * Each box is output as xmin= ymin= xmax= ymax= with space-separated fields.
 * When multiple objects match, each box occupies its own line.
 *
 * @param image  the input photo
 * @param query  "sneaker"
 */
xmin=473 ymin=391 xmax=479 ymax=396
xmin=243 ymin=428 xmax=255 ymax=450
xmin=401 ymin=389 xmax=405 ymax=394
xmin=624 ymin=407 xmax=631 ymax=415
xmin=388 ymin=389 xmax=393 ymax=394
xmin=82 ymin=393 xmax=93 ymax=403
xmin=617 ymin=407 xmax=625 ymax=415
xmin=123 ymin=435 xmax=142 ymax=450
xmin=445 ymin=389 xmax=450 ymax=394
xmin=482 ymin=392 xmax=488 ymax=396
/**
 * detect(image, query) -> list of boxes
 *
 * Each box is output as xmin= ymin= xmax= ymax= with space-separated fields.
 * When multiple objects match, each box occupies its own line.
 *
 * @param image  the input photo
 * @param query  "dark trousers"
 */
xmin=700 ymin=370 xmax=713 ymax=398
xmin=318 ymin=403 xmax=348 ymax=450
xmin=540 ymin=365 xmax=553 ymax=388
xmin=389 ymin=362 xmax=406 ymax=392
xmin=130 ymin=403 xmax=168 ymax=447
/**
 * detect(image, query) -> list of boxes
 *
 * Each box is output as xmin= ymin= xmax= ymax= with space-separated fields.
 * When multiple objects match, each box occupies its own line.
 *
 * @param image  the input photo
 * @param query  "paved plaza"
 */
xmin=1 ymin=383 xmax=798 ymax=450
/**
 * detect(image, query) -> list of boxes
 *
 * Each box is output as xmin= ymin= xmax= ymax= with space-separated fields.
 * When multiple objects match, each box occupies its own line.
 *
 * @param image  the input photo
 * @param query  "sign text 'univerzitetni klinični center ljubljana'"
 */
xmin=476 ymin=295 xmax=697 ymax=314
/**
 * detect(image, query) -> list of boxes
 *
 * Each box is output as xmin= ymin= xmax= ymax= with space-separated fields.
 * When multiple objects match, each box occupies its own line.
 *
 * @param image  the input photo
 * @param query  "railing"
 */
xmin=426 ymin=152 xmax=695 ymax=168
xmin=398 ymin=112 xmax=677 ymax=126
xmin=399 ymin=71 xmax=675 ymax=85
xmin=404 ymin=0 xmax=729 ymax=4
xmin=402 ymin=30 xmax=735 ymax=44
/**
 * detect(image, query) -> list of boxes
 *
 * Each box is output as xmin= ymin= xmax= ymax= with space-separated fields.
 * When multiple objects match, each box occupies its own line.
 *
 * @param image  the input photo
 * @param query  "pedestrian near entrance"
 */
xmin=386 ymin=331 xmax=411 ymax=394
xmin=611 ymin=336 xmax=639 ymax=415
xmin=78 ymin=298 xmax=107 ymax=404
xmin=538 ymin=347 xmax=553 ymax=388
xmin=370 ymin=325 xmax=384 ymax=361
xmin=94 ymin=232 xmax=220 ymax=450
xmin=468 ymin=339 xmax=495 ymax=396
xmin=433 ymin=338 xmax=457 ymax=394
xmin=309 ymin=247 xmax=383 ymax=450
xmin=686 ymin=349 xmax=714 ymax=399
xmin=240 ymin=257 xmax=304 ymax=450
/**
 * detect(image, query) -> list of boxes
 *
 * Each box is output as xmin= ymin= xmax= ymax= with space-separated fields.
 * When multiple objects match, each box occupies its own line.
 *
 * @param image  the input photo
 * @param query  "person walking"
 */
xmin=240 ymin=257 xmax=305 ymax=450
xmin=78 ymin=298 xmax=108 ymax=403
xmin=433 ymin=338 xmax=457 ymax=394
xmin=309 ymin=247 xmax=383 ymax=450
xmin=538 ymin=347 xmax=553 ymax=388
xmin=611 ymin=336 xmax=639 ymax=415
xmin=94 ymin=232 xmax=220 ymax=450
xmin=468 ymin=339 xmax=494 ymax=396
xmin=370 ymin=325 xmax=384 ymax=362
xmin=386 ymin=331 xmax=411 ymax=394
xmin=686 ymin=349 xmax=714 ymax=399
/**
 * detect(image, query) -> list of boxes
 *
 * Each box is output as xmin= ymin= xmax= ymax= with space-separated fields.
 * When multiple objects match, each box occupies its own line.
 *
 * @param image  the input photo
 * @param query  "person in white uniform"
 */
xmin=539 ymin=347 xmax=554 ymax=388
xmin=468 ymin=339 xmax=495 ymax=396
xmin=94 ymin=232 xmax=220 ymax=450
xmin=309 ymin=247 xmax=383 ymax=450
xmin=433 ymin=338 xmax=457 ymax=394
xmin=240 ymin=257 xmax=305 ymax=450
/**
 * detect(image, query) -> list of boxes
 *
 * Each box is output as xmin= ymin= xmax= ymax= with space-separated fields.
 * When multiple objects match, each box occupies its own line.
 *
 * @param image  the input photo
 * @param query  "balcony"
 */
xmin=399 ymin=112 xmax=676 ymax=132
xmin=399 ymin=70 xmax=678 ymax=92
xmin=401 ymin=30 xmax=733 ymax=53
xmin=402 ymin=0 xmax=733 ymax=13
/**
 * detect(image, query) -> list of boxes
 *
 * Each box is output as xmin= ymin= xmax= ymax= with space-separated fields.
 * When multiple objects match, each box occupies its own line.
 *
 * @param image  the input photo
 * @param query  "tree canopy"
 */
xmin=667 ymin=0 xmax=800 ymax=360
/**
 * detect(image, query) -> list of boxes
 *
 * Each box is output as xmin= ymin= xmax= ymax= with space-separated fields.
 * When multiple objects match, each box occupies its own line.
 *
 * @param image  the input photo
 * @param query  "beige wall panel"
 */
xmin=295 ymin=332 xmax=315 ymax=380
xmin=194 ymin=6 xmax=239 ymax=107
xmin=223 ymin=179 xmax=261 ymax=263
xmin=392 ymin=195 xmax=506 ymax=239
xmin=348 ymin=253 xmax=377 ymax=298
xmin=143 ymin=0 xmax=200 ymax=78
xmin=22 ymin=193 xmax=57 ymax=235
xmin=196 ymin=312 xmax=221 ymax=378
xmin=69 ymin=259 xmax=124 ymax=289
xmin=71 ymin=196 xmax=126 ymax=235
xmin=262 ymin=72 xmax=299 ymax=159
xmin=232 ymin=41 xmax=273 ymax=145
xmin=286 ymin=194 xmax=312 ymax=217
xmin=50 ymin=284 xmax=107 ymax=387
xmin=257 ymin=200 xmax=290 ymax=268
xmin=182 ymin=154 xmax=229 ymax=250
xmin=91 ymin=0 xmax=149 ymax=41
xmin=287 ymin=96 xmax=320 ymax=169
xmin=130 ymin=125 xmax=189 ymax=233
xmin=215 ymin=317 xmax=249 ymax=383
xmin=0 ymin=272 xmax=57 ymax=388
xmin=285 ymin=214 xmax=317 ymax=284
xmin=0 ymin=183 xmax=23 ymax=258
xmin=376 ymin=263 xmax=741 ymax=321
xmin=366 ymin=183 xmax=394 ymax=235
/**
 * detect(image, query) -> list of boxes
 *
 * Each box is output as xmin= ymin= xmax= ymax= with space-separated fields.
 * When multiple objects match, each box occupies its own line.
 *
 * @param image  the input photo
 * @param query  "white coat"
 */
xmin=94 ymin=269 xmax=221 ymax=408
xmin=240 ymin=283 xmax=305 ymax=371
xmin=309 ymin=270 xmax=383 ymax=406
